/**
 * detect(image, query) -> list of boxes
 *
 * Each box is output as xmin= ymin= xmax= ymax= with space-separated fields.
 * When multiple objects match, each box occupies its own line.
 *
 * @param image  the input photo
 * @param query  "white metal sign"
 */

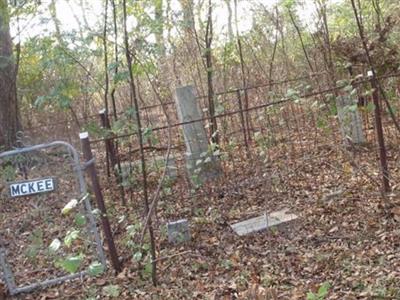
xmin=8 ymin=178 xmax=55 ymax=198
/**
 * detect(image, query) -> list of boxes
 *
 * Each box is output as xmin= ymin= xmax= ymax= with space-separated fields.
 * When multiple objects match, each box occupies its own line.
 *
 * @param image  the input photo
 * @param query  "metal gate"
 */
xmin=0 ymin=138 xmax=105 ymax=295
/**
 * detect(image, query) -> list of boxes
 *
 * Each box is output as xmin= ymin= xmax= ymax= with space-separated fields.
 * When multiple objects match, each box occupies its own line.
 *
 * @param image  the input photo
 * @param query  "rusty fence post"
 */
xmin=236 ymin=90 xmax=250 ymax=155
xmin=368 ymin=71 xmax=390 ymax=193
xmin=243 ymin=88 xmax=252 ymax=142
xmin=99 ymin=109 xmax=118 ymax=177
xmin=79 ymin=132 xmax=122 ymax=273
xmin=98 ymin=109 xmax=126 ymax=205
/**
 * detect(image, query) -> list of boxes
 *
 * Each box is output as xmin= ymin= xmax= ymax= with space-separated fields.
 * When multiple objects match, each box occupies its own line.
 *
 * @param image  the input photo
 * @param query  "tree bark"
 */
xmin=224 ymin=0 xmax=234 ymax=41
xmin=154 ymin=0 xmax=166 ymax=56
xmin=0 ymin=0 xmax=19 ymax=149
xmin=179 ymin=0 xmax=195 ymax=38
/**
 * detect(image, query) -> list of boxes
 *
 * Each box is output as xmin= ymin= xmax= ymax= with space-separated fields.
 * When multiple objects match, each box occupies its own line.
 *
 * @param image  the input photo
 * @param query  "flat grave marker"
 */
xmin=231 ymin=209 xmax=298 ymax=236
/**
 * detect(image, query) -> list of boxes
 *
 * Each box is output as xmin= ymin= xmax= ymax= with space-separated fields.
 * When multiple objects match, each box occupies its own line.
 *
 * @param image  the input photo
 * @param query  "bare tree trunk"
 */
xmin=224 ymin=0 xmax=234 ymax=41
xmin=287 ymin=8 xmax=314 ymax=73
xmin=315 ymin=0 xmax=336 ymax=90
xmin=205 ymin=0 xmax=218 ymax=144
xmin=49 ymin=0 xmax=63 ymax=45
xmin=103 ymin=0 xmax=109 ymax=115
xmin=110 ymin=0 xmax=119 ymax=120
xmin=179 ymin=0 xmax=195 ymax=38
xmin=268 ymin=6 xmax=279 ymax=86
xmin=155 ymin=0 xmax=166 ymax=56
xmin=0 ymin=0 xmax=19 ymax=149
xmin=122 ymin=0 xmax=157 ymax=286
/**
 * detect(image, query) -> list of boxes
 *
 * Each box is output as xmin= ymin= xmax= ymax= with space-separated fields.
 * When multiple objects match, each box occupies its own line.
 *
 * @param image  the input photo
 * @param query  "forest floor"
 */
xmin=2 ymin=131 xmax=400 ymax=300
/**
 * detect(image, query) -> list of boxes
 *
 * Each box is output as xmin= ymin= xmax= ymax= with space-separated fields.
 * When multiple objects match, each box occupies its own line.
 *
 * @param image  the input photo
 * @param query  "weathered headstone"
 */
xmin=336 ymin=95 xmax=365 ymax=145
xmin=175 ymin=85 xmax=221 ymax=182
xmin=231 ymin=209 xmax=298 ymax=236
xmin=167 ymin=219 xmax=190 ymax=244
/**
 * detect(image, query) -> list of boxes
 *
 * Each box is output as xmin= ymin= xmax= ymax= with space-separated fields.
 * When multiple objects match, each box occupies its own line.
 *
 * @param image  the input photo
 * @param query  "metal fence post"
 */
xmin=79 ymin=132 xmax=122 ymax=272
xmin=98 ymin=110 xmax=126 ymax=205
xmin=236 ymin=90 xmax=250 ymax=155
xmin=99 ymin=109 xmax=118 ymax=177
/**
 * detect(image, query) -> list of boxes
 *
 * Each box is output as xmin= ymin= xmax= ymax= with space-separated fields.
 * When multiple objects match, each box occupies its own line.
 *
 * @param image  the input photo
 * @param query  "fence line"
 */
xmin=25 ymin=72 xmax=333 ymax=131
xmin=26 ymin=72 xmax=400 ymax=141
xmin=90 ymin=76 xmax=385 ymax=145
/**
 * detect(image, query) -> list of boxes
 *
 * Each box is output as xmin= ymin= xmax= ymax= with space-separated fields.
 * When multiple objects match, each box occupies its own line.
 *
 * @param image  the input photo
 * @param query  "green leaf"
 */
xmin=317 ymin=282 xmax=331 ymax=297
xmin=34 ymin=95 xmax=48 ymax=108
xmin=113 ymin=70 xmax=129 ymax=84
xmin=103 ymin=285 xmax=120 ymax=298
xmin=336 ymin=79 xmax=348 ymax=87
xmin=88 ymin=261 xmax=105 ymax=277
xmin=306 ymin=292 xmax=317 ymax=300
xmin=57 ymin=255 xmax=84 ymax=273
xmin=126 ymin=223 xmax=141 ymax=236
xmin=347 ymin=104 xmax=358 ymax=112
xmin=64 ymin=230 xmax=80 ymax=248
xmin=49 ymin=238 xmax=61 ymax=253
xmin=144 ymin=261 xmax=153 ymax=276
xmin=75 ymin=214 xmax=87 ymax=226
xmin=133 ymin=251 xmax=142 ymax=261
xmin=317 ymin=118 xmax=327 ymax=129
xmin=286 ymin=88 xmax=299 ymax=100
xmin=142 ymin=243 xmax=150 ymax=251
xmin=343 ymin=85 xmax=353 ymax=93
xmin=366 ymin=102 xmax=375 ymax=112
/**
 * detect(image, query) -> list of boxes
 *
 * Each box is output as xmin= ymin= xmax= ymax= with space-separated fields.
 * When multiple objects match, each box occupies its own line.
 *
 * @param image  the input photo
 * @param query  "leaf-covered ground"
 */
xmin=2 ymin=129 xmax=400 ymax=300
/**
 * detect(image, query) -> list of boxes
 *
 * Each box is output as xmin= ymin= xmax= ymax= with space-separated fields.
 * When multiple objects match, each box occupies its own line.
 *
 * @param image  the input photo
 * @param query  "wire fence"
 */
xmin=23 ymin=71 xmax=400 ymax=210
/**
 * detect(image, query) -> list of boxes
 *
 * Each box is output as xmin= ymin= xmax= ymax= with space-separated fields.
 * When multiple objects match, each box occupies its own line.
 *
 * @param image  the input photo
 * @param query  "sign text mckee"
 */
xmin=9 ymin=178 xmax=55 ymax=197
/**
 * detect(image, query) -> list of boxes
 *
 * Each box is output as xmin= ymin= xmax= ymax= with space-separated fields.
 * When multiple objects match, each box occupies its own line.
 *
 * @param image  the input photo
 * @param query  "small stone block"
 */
xmin=167 ymin=219 xmax=190 ymax=244
xmin=231 ymin=209 xmax=298 ymax=236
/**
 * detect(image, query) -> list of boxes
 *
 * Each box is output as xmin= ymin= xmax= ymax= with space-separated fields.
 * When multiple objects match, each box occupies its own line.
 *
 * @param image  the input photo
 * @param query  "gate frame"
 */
xmin=0 ymin=141 xmax=106 ymax=295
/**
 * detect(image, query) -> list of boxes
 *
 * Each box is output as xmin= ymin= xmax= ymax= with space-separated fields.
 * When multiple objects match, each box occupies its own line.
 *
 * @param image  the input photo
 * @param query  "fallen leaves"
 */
xmin=3 ymin=124 xmax=400 ymax=299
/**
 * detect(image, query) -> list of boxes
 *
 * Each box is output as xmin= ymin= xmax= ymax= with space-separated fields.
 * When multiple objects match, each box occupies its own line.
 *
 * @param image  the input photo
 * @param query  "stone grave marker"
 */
xmin=231 ymin=209 xmax=298 ymax=236
xmin=167 ymin=219 xmax=190 ymax=244
xmin=175 ymin=85 xmax=221 ymax=183
xmin=336 ymin=95 xmax=365 ymax=145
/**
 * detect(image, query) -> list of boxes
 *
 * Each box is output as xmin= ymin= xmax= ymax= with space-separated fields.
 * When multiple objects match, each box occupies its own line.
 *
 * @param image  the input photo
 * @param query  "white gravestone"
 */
xmin=336 ymin=95 xmax=365 ymax=145
xmin=175 ymin=85 xmax=221 ymax=182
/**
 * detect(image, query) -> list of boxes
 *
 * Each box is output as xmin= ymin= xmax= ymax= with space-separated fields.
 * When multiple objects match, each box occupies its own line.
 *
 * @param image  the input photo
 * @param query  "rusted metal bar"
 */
xmin=369 ymin=72 xmax=390 ymax=192
xmin=98 ymin=110 xmax=126 ymax=205
xmin=80 ymin=132 xmax=122 ymax=272
xmin=236 ymin=90 xmax=249 ymax=155
xmin=99 ymin=109 xmax=118 ymax=176
xmin=89 ymin=86 xmax=338 ymax=144
xmin=243 ymin=88 xmax=253 ymax=142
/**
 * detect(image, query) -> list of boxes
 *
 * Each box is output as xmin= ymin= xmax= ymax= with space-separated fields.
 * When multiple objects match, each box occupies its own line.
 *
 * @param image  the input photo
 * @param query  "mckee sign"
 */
xmin=8 ymin=178 xmax=56 ymax=198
